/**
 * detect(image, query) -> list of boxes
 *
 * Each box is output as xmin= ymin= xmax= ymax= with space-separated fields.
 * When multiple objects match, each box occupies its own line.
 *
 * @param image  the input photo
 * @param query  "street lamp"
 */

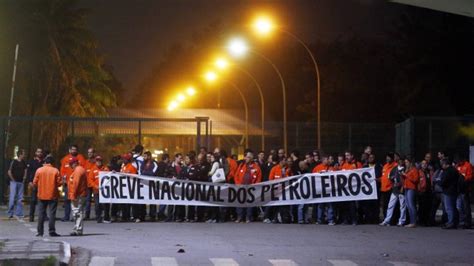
xmin=203 ymin=71 xmax=249 ymax=148
xmin=213 ymin=57 xmax=266 ymax=151
xmin=251 ymin=14 xmax=322 ymax=150
xmin=186 ymin=86 xmax=196 ymax=96
xmin=227 ymin=37 xmax=287 ymax=153
xmin=205 ymin=71 xmax=218 ymax=82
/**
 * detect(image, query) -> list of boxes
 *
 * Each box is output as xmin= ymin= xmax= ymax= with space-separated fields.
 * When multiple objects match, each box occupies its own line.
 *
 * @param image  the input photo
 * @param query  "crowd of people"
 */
xmin=5 ymin=144 xmax=473 ymax=237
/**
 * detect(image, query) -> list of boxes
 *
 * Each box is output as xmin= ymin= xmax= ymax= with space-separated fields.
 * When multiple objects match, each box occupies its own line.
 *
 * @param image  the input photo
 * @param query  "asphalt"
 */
xmin=1 ymin=205 xmax=474 ymax=266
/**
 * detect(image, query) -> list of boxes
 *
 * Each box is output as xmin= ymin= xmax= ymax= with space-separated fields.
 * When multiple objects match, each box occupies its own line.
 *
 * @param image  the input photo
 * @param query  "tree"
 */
xmin=5 ymin=0 xmax=117 ymax=152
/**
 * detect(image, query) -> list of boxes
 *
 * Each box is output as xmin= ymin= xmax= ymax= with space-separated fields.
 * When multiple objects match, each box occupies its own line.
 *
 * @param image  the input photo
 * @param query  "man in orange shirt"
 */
xmin=88 ymin=156 xmax=110 ymax=223
xmin=313 ymin=156 xmax=336 ymax=225
xmin=380 ymin=153 xmax=398 ymax=219
xmin=68 ymin=157 xmax=88 ymax=236
xmin=456 ymin=156 xmax=473 ymax=229
xmin=60 ymin=145 xmax=86 ymax=222
xmin=84 ymin=147 xmax=96 ymax=220
xmin=33 ymin=156 xmax=62 ymax=237
xmin=121 ymin=153 xmax=138 ymax=222
xmin=340 ymin=151 xmax=362 ymax=225
xmin=234 ymin=151 xmax=262 ymax=223
xmin=265 ymin=157 xmax=292 ymax=224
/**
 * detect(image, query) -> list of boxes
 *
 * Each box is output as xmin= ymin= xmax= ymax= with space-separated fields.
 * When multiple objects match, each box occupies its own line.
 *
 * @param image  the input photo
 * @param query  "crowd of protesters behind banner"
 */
xmin=5 ymin=144 xmax=472 ymax=237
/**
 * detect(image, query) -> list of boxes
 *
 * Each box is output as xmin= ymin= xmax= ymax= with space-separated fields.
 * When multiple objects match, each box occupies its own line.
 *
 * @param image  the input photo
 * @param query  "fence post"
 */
xmin=196 ymin=118 xmax=201 ymax=151
xmin=348 ymin=123 xmax=352 ymax=151
xmin=0 ymin=118 xmax=6 ymax=204
xmin=428 ymin=120 xmax=432 ymax=152
xmin=71 ymin=120 xmax=75 ymax=144
xmin=138 ymin=120 xmax=142 ymax=145
xmin=205 ymin=119 xmax=209 ymax=150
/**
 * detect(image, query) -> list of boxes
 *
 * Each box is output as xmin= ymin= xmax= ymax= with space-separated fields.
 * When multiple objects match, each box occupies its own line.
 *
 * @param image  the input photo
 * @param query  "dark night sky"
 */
xmin=79 ymin=0 xmax=400 ymax=95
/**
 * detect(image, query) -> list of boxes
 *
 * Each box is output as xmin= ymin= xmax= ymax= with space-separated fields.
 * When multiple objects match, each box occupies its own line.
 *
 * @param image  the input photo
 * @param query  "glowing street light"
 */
xmin=186 ymin=86 xmax=196 ymax=96
xmin=204 ymin=71 xmax=218 ymax=82
xmin=167 ymin=100 xmax=178 ymax=111
xmin=227 ymin=37 xmax=248 ymax=58
xmin=215 ymin=57 xmax=229 ymax=70
xmin=253 ymin=15 xmax=274 ymax=36
xmin=177 ymin=93 xmax=186 ymax=102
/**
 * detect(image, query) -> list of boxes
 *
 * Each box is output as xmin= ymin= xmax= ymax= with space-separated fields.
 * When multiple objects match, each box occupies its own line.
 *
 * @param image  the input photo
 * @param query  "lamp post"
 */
xmin=227 ymin=37 xmax=287 ymax=153
xmin=204 ymin=71 xmax=249 ymax=148
xmin=214 ymin=58 xmax=266 ymax=151
xmin=251 ymin=15 xmax=322 ymax=150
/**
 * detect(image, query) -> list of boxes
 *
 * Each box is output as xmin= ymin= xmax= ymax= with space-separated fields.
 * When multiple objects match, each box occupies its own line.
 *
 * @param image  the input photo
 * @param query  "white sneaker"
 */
xmin=263 ymin=218 xmax=271 ymax=224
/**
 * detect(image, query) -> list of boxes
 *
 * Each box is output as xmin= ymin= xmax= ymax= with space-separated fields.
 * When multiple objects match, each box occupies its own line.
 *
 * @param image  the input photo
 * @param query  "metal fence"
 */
xmin=396 ymin=116 xmax=474 ymax=160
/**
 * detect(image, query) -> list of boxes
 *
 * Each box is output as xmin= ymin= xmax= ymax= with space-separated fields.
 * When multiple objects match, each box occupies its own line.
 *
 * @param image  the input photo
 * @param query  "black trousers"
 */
xmin=93 ymin=192 xmax=110 ymax=220
xmin=418 ymin=192 xmax=432 ymax=226
xmin=37 ymin=200 xmax=57 ymax=235
xmin=29 ymin=187 xmax=38 ymax=221
xmin=430 ymin=192 xmax=446 ymax=225
xmin=132 ymin=204 xmax=146 ymax=220
xmin=380 ymin=191 xmax=391 ymax=219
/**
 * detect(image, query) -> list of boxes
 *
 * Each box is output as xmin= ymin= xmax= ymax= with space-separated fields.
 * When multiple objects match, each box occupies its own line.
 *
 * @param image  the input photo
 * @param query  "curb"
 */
xmin=61 ymin=241 xmax=72 ymax=265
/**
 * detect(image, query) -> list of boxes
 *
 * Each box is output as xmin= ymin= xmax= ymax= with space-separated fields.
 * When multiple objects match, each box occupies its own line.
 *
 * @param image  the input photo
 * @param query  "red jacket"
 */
xmin=235 ymin=162 xmax=262 ymax=185
xmin=457 ymin=161 xmax=473 ymax=182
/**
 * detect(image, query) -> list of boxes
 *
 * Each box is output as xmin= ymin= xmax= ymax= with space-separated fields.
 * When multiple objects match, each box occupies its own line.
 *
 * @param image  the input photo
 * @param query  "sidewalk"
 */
xmin=0 ymin=205 xmax=71 ymax=265
xmin=0 ymin=238 xmax=70 ymax=265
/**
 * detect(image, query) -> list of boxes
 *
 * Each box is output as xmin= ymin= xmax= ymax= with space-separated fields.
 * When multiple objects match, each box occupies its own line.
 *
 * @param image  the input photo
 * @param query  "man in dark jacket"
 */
xmin=27 ymin=148 xmax=44 ymax=222
xmin=440 ymin=158 xmax=459 ymax=229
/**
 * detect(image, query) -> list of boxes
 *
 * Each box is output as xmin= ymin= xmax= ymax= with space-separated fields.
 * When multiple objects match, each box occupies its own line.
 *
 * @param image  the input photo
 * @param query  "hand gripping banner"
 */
xmin=99 ymin=168 xmax=377 ymax=207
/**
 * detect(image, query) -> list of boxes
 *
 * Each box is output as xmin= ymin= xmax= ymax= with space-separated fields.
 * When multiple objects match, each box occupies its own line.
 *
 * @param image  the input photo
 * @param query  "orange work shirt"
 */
xmin=88 ymin=165 xmax=110 ymax=193
xmin=68 ymin=165 xmax=88 ymax=200
xmin=403 ymin=167 xmax=420 ymax=191
xmin=60 ymin=154 xmax=86 ymax=178
xmin=235 ymin=162 xmax=262 ymax=185
xmin=121 ymin=163 xmax=137 ymax=174
xmin=269 ymin=164 xmax=292 ymax=180
xmin=226 ymin=157 xmax=238 ymax=182
xmin=312 ymin=164 xmax=334 ymax=173
xmin=33 ymin=164 xmax=62 ymax=200
xmin=381 ymin=162 xmax=397 ymax=192
xmin=341 ymin=161 xmax=362 ymax=170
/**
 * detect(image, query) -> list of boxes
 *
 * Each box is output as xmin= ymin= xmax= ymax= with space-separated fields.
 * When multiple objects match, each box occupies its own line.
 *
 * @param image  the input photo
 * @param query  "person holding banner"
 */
xmin=141 ymin=151 xmax=159 ymax=221
xmin=380 ymin=158 xmax=407 ymax=227
xmin=68 ymin=157 xmax=88 ymax=236
xmin=121 ymin=153 xmax=137 ymax=222
xmin=88 ymin=156 xmax=110 ymax=223
xmin=235 ymin=151 xmax=262 ymax=223
xmin=403 ymin=157 xmax=420 ymax=228
xmin=313 ymin=156 xmax=336 ymax=225
xmin=341 ymin=151 xmax=363 ymax=225
xmin=60 ymin=145 xmax=86 ymax=222
xmin=84 ymin=148 xmax=97 ymax=220
xmin=267 ymin=157 xmax=292 ymax=223
xmin=380 ymin=153 xmax=398 ymax=220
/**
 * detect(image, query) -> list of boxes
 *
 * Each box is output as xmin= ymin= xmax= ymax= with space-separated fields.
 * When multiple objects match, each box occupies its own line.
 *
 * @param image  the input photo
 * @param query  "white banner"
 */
xmin=99 ymin=168 xmax=377 ymax=207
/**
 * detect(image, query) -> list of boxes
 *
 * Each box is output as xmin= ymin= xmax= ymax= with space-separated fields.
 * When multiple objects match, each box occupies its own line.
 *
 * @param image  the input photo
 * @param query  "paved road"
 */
xmin=1 ymin=206 xmax=473 ymax=266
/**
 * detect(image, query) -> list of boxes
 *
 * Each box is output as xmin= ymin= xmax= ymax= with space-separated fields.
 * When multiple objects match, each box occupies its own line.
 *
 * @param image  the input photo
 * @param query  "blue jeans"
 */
xmin=297 ymin=204 xmax=306 ymax=223
xmin=456 ymin=192 xmax=471 ymax=227
xmin=8 ymin=181 xmax=24 ymax=217
xmin=443 ymin=193 xmax=458 ymax=226
xmin=236 ymin=207 xmax=253 ymax=221
xmin=317 ymin=203 xmax=335 ymax=223
xmin=383 ymin=193 xmax=406 ymax=225
xmin=405 ymin=189 xmax=417 ymax=224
